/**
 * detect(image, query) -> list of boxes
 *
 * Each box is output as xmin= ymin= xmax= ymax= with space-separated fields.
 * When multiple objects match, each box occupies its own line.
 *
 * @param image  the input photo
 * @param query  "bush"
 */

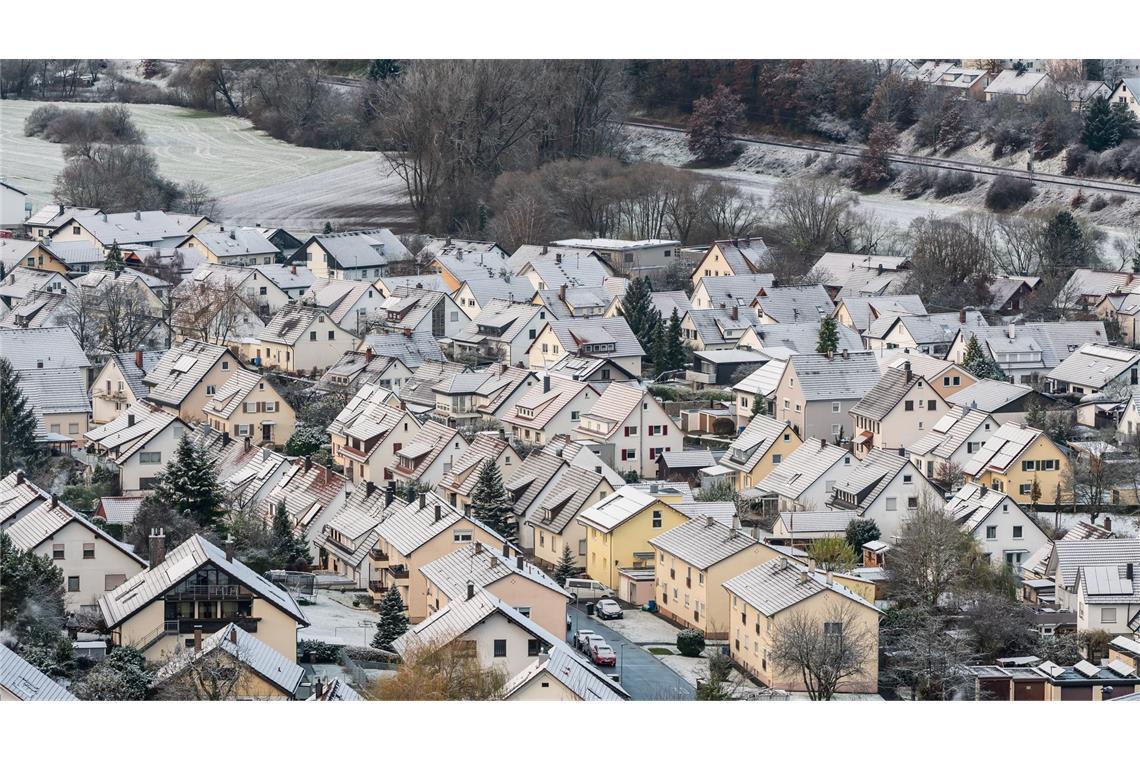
xmin=898 ymin=167 xmax=935 ymax=199
xmin=933 ymin=170 xmax=976 ymax=198
xmin=297 ymin=639 xmax=342 ymax=663
xmin=24 ymin=105 xmax=63 ymax=137
xmin=985 ymin=176 xmax=1035 ymax=212
xmin=677 ymin=629 xmax=706 ymax=657
xmin=1088 ymin=195 xmax=1109 ymax=212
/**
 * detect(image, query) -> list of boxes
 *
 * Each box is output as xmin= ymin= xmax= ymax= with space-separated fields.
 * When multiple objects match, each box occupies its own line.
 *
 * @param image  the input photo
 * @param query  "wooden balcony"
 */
xmin=387 ymin=565 xmax=409 ymax=580
xmin=368 ymin=581 xmax=387 ymax=594
xmin=370 ymin=547 xmax=389 ymax=562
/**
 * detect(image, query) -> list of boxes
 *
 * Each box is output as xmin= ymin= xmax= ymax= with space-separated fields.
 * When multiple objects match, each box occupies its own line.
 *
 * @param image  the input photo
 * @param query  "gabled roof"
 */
xmin=506 ymin=450 xmax=568 ymax=518
xmin=752 ymin=438 xmax=849 ymax=500
xmin=263 ymin=458 xmax=346 ymax=528
xmin=850 ymin=364 xmax=925 ymax=422
xmin=421 ymin=541 xmax=568 ymax=602
xmin=1046 ymin=343 xmax=1140 ymax=389
xmin=452 ymin=299 xmax=543 ymax=344
xmin=1053 ymin=539 xmax=1140 ymax=590
xmin=786 ymin=351 xmax=881 ymax=401
xmin=543 ymin=317 xmax=644 ymax=359
xmin=749 ymin=320 xmax=863 ymax=355
xmin=659 ymin=449 xmax=717 ymax=470
xmin=774 ymin=510 xmax=856 ymax=537
xmin=956 ymin=322 xmax=1107 ymax=371
xmin=831 ymin=448 xmax=910 ymax=509
xmin=985 ymin=69 xmax=1052 ymax=96
xmin=17 ymin=367 xmax=92 ymax=429
xmin=85 ymin=402 xmax=185 ymax=464
xmin=945 ymin=482 xmax=1019 ymax=533
xmin=305 ymin=278 xmax=382 ymax=325
xmin=962 ymin=422 xmax=1049 ymax=477
xmin=258 ymin=303 xmax=332 ymax=346
xmin=98 ymin=534 xmax=307 ymax=628
xmin=326 ymin=382 xmax=405 ymax=443
xmin=461 ymin=276 xmax=537 ymax=306
xmin=308 ymin=678 xmax=363 ymax=701
xmin=723 ymin=557 xmax=881 ymax=617
xmin=0 ymin=471 xmax=48 ymax=525
xmin=721 ymin=415 xmax=796 ymax=474
xmin=499 ymin=376 xmax=593 ymax=431
xmin=203 ymin=369 xmax=268 ymax=420
xmin=577 ymin=485 xmax=668 ymax=533
xmin=97 ymin=495 xmax=145 ymax=525
xmin=867 ymin=311 xmax=987 ymax=345
xmin=144 ymin=340 xmax=232 ymax=407
xmin=358 ymin=331 xmax=444 ymax=368
xmin=502 ymin=642 xmax=630 ymax=701
xmin=107 ymin=350 xmax=165 ymax=400
xmin=393 ymin=419 xmax=463 ymax=480
xmin=732 ymin=360 xmax=788 ymax=398
xmin=5 ymin=496 xmax=146 ymax=567
xmin=0 ymin=644 xmax=75 ymax=701
xmin=522 ymin=255 xmax=613 ymax=289
xmin=392 ymin=587 xmax=556 ymax=658
xmin=0 ymin=327 xmax=91 ymax=371
xmin=190 ymin=228 xmax=280 ymax=258
xmin=947 ymin=380 xmax=1033 ymax=413
xmin=152 ymin=623 xmax=304 ymax=696
xmin=437 ymin=435 xmax=517 ymax=499
xmin=696 ymin=274 xmax=777 ymax=310
xmin=581 ymin=382 xmax=648 ymax=428
xmin=811 ymin=252 xmax=909 ymax=289
xmin=300 ymin=228 xmax=409 ymax=269
xmin=837 ymin=295 xmax=927 ymax=332
xmin=526 ymin=465 xmax=608 ymax=533
xmin=251 ymin=263 xmax=317 ymax=292
xmin=686 ymin=307 xmax=764 ymax=346
xmin=375 ymin=492 xmax=475 ymax=557
xmin=649 ymin=516 xmax=758 ymax=570
xmin=708 ymin=238 xmax=772 ymax=274
xmin=909 ymin=407 xmax=996 ymax=459
xmin=52 ymin=210 xmax=205 ymax=247
xmin=754 ymin=285 xmax=833 ymax=324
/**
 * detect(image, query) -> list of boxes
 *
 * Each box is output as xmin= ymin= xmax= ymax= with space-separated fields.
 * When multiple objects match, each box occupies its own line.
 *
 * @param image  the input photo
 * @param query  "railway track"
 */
xmin=624 ymin=117 xmax=1140 ymax=197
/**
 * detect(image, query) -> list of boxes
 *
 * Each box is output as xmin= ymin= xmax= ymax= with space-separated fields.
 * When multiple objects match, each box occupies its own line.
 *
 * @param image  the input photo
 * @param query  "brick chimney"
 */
xmin=364 ymin=346 xmax=373 ymax=363
xmin=193 ymin=625 xmax=203 ymax=653
xmin=229 ymin=625 xmax=238 ymax=645
xmin=134 ymin=350 xmax=143 ymax=369
xmin=559 ymin=284 xmax=567 ymax=301
xmin=433 ymin=499 xmax=441 ymax=522
xmin=959 ymin=308 xmax=966 ymax=324
xmin=903 ymin=360 xmax=912 ymax=384
xmin=303 ymin=455 xmax=312 ymax=473
xmin=466 ymin=581 xmax=475 ymax=600
xmin=225 ymin=534 xmax=235 ymax=562
xmin=418 ymin=493 xmax=426 ymax=511
xmin=365 ymin=480 xmax=375 ymax=497
xmin=291 ymin=264 xmax=297 ymax=275
xmin=149 ymin=528 xmax=165 ymax=565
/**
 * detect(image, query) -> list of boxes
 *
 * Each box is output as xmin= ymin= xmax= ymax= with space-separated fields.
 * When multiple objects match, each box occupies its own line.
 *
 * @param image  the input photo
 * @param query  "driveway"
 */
xmin=568 ymin=606 xmax=693 ymax=701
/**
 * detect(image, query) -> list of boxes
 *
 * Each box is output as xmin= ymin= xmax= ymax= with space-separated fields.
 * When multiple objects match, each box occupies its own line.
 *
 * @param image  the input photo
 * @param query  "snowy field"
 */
xmin=0 ymin=99 xmax=411 ymax=230
xmin=300 ymin=589 xmax=380 ymax=647
xmin=594 ymin=609 xmax=683 ymax=644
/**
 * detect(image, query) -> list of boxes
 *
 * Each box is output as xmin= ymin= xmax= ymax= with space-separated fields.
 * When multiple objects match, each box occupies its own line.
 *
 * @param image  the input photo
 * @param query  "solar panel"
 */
xmin=1107 ymin=659 xmax=1136 ymax=677
xmin=171 ymin=355 xmax=197 ymax=373
xmin=1074 ymin=660 xmax=1100 ymax=678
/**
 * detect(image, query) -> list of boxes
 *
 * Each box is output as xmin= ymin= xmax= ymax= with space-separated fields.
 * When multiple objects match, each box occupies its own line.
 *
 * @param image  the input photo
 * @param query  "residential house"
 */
xmin=864 ymin=311 xmax=988 ymax=358
xmin=95 ymin=496 xmax=144 ymax=529
xmin=291 ymin=229 xmax=409 ymax=281
xmin=142 ymin=339 xmax=239 ymax=424
xmin=690 ymin=274 xmax=776 ymax=311
xmin=528 ymin=464 xmax=623 ymax=572
xmin=688 ymin=349 xmax=769 ymax=389
xmin=176 ymin=227 xmax=281 ymax=267
xmin=532 ymin=283 xmax=624 ymax=320
xmin=0 ymin=644 xmax=76 ymax=701
xmin=436 ymin=434 xmax=523 ymax=513
xmin=5 ymin=493 xmax=146 ymax=611
xmin=946 ymin=321 xmax=1107 ymax=384
xmin=913 ymin=61 xmax=991 ymax=100
xmin=151 ymin=623 xmax=305 ymax=700
xmin=500 ymin=375 xmax=597 ymax=447
xmin=650 ymin=516 xmax=778 ymax=638
xmin=98 ymin=532 xmax=309 ymax=663
xmin=0 ymin=327 xmax=92 ymax=444
xmin=747 ymin=438 xmax=859 ymax=512
xmin=987 ymin=275 xmax=1041 ymax=315
xmin=91 ymin=350 xmax=164 ymax=425
xmin=877 ymin=350 xmax=978 ymax=399
xmin=262 ymin=456 xmax=347 ymax=559
xmin=774 ymin=351 xmax=881 ymax=441
xmin=1055 ymin=268 xmax=1138 ymax=312
xmin=23 ymin=204 xmax=98 ymax=241
xmin=314 ymin=480 xmax=391 ymax=593
xmin=327 ymin=383 xmax=421 ymax=484
xmin=0 ymin=267 xmax=72 ymax=309
xmin=251 ymin=263 xmax=316 ymax=300
xmin=947 ymin=482 xmax=1049 ymax=571
xmin=1109 ymin=78 xmax=1140 ymax=119
xmin=809 ymin=252 xmax=910 ymax=299
xmin=849 ymin=361 xmax=947 ymax=458
xmin=544 ymin=354 xmax=639 ymax=385
xmin=738 ymin=320 xmax=864 ymax=356
xmin=170 ymin=265 xmax=272 ymax=351
xmin=732 ymin=357 xmax=790 ymax=424
xmin=430 ymin=242 xmax=511 ymax=289
xmin=0 ymin=180 xmax=27 ymax=229
xmin=834 ymin=295 xmax=927 ymax=333
xmin=0 ymin=289 xmax=69 ymax=330
xmin=527 ymin=316 xmax=644 ymax=376
xmin=453 ymin=276 xmax=538 ymax=320
xmin=720 ymin=415 xmax=802 ymax=492
xmin=577 ymin=485 xmax=689 ymax=590
xmin=375 ymin=285 xmax=469 ymax=339
xmin=502 ymin=643 xmax=630 ymax=701
xmin=302 ymin=278 xmax=385 ymax=335
xmin=0 ymin=471 xmax=50 ymax=529
xmin=518 ymin=251 xmax=617 ymax=291
xmin=375 ymin=273 xmax=450 ymax=298
xmin=550 ymin=238 xmax=680 ymax=280
xmin=202 ymin=369 xmax=296 ymax=448
xmin=1046 ymin=343 xmax=1140 ymax=398
xmin=656 ymin=450 xmax=717 ymax=485
xmin=84 ymin=402 xmax=190 ymax=492
xmin=985 ymin=69 xmax=1054 ymax=102
xmin=830 ymin=448 xmax=944 ymax=542
xmin=392 ymin=420 xmax=470 ymax=488
xmin=680 ymin=306 xmax=764 ymax=351
xmin=690 ymin=238 xmax=772 ymax=286
xmin=255 ymin=303 xmax=357 ymax=374
xmin=963 ymin=423 xmax=1071 ymax=506
xmin=0 ymin=238 xmax=69 ymax=274
xmin=573 ymin=382 xmax=681 ymax=479
xmin=946 ymin=379 xmax=1064 ymax=425
xmin=420 ymin=541 xmax=569 ymax=638
xmin=909 ymin=407 xmax=999 ymax=484
xmin=770 ymin=510 xmax=857 ymax=546
xmin=48 ymin=210 xmax=209 ymax=255
xmin=450 ymin=300 xmax=550 ymax=366
xmin=723 ymin=558 xmax=882 ymax=693
xmin=754 ymin=285 xmax=834 ymax=325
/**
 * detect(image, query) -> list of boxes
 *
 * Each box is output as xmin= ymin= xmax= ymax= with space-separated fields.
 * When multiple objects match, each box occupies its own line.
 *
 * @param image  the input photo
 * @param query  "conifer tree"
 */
xmin=962 ymin=334 xmax=1005 ymax=381
xmin=105 ymin=241 xmax=125 ymax=273
xmin=1082 ymin=95 xmax=1120 ymax=152
xmin=816 ymin=316 xmax=840 ymax=355
xmin=470 ymin=460 xmax=514 ymax=542
xmin=372 ymin=587 xmax=408 ymax=650
xmin=621 ymin=277 xmax=658 ymax=349
xmin=553 ymin=544 xmax=578 ymax=586
xmin=271 ymin=502 xmax=311 ymax=570
xmin=650 ymin=319 xmax=668 ymax=372
xmin=0 ymin=357 xmax=42 ymax=477
xmin=751 ymin=393 xmax=767 ymax=417
xmin=152 ymin=436 xmax=226 ymax=529
xmin=664 ymin=308 xmax=687 ymax=373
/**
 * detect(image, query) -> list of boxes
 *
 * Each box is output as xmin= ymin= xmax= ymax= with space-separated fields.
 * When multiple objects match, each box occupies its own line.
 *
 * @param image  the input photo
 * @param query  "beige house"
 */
xmin=775 ymin=352 xmax=881 ymax=442
xmin=748 ymin=438 xmax=859 ymax=512
xmin=98 ymin=533 xmax=309 ymax=664
xmin=527 ymin=465 xmax=617 ymax=573
xmin=1109 ymin=78 xmax=1140 ymax=119
xmin=5 ymin=495 xmax=147 ymax=611
xmin=91 ymin=350 xmax=164 ymax=425
xmin=503 ymin=644 xmax=629 ymax=701
xmin=849 ymin=361 xmax=947 ymax=459
xmin=203 ymin=369 xmax=296 ymax=448
xmin=84 ymin=402 xmax=190 ymax=493
xmin=864 ymin=311 xmax=986 ymax=358
xmin=690 ymin=238 xmax=772 ymax=286
xmin=499 ymin=375 xmax=597 ymax=446
xmin=176 ymin=228 xmax=282 ymax=267
xmin=327 ymin=383 xmax=422 ymax=484
xmin=151 ymin=623 xmax=305 ymax=700
xmin=574 ymin=382 xmax=681 ymax=479
xmin=1 ymin=327 xmax=93 ymax=445
xmin=526 ymin=317 xmax=645 ymax=377
xmin=720 ymin=415 xmax=802 ymax=491
xmin=834 ymin=295 xmax=927 ymax=333
xmin=723 ymin=558 xmax=882 ymax=694
xmin=650 ymin=516 xmax=782 ymax=639
xmin=143 ymin=339 xmax=240 ymax=424
xmin=255 ymin=303 xmax=358 ymax=374
xmin=47 ymin=210 xmax=209 ymax=256
xmin=878 ymin=351 xmax=978 ymax=400
xmin=392 ymin=419 xmax=469 ymax=488
xmin=577 ymin=486 xmax=689 ymax=590
xmin=420 ymin=541 xmax=570 ymax=638
xmin=436 ymin=434 xmax=522 ymax=513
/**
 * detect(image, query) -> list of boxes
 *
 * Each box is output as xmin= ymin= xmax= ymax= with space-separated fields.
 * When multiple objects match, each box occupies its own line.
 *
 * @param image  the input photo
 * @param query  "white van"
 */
xmin=565 ymin=578 xmax=613 ymax=602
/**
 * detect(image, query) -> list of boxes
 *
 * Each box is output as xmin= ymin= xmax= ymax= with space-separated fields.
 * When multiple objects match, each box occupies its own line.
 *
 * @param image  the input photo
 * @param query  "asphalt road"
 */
xmin=567 ymin=606 xmax=693 ymax=701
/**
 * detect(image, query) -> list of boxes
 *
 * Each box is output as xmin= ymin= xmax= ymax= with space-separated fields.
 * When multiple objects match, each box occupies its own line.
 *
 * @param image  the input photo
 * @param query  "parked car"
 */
xmin=595 ymin=599 xmax=623 ymax=620
xmin=565 ymin=577 xmax=614 ymax=602
xmin=573 ymin=629 xmax=596 ymax=651
xmin=591 ymin=643 xmax=617 ymax=667
xmin=582 ymin=634 xmax=606 ymax=654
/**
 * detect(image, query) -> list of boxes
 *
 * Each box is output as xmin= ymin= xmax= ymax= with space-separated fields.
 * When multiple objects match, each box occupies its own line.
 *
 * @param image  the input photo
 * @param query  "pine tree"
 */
xmin=152 ymin=436 xmax=226 ymax=529
xmin=621 ymin=277 xmax=657 ymax=349
xmin=469 ymin=460 xmax=514 ymax=542
xmin=664 ymin=308 xmax=687 ymax=373
xmin=372 ymin=587 xmax=408 ymax=650
xmin=553 ymin=544 xmax=578 ymax=586
xmin=962 ymin=335 xmax=1005 ymax=381
xmin=1082 ymin=95 xmax=1120 ymax=152
xmin=751 ymin=392 xmax=767 ymax=417
xmin=271 ymin=502 xmax=311 ymax=570
xmin=650 ymin=319 xmax=668 ymax=372
xmin=105 ymin=241 xmax=125 ymax=273
xmin=0 ymin=357 xmax=43 ymax=477
xmin=816 ymin=316 xmax=840 ymax=355
xmin=322 ymin=221 xmax=333 ymax=234
xmin=1111 ymin=101 xmax=1138 ymax=142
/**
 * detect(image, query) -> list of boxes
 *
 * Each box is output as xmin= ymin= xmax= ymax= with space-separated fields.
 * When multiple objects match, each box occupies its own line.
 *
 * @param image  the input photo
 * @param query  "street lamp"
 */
xmin=619 ymin=642 xmax=625 ymax=683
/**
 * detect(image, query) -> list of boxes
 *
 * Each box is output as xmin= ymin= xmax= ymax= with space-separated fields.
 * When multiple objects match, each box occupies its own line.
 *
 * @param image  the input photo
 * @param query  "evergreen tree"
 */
xmin=845 ymin=518 xmax=881 ymax=554
xmin=962 ymin=335 xmax=1005 ymax=381
xmin=105 ymin=241 xmax=125 ymax=273
xmin=0 ymin=532 xmax=67 ymax=647
xmin=372 ymin=587 xmax=408 ymax=650
xmin=664 ymin=308 xmax=687 ymax=373
xmin=322 ymin=221 xmax=333 ymax=234
xmin=650 ymin=319 xmax=668 ymax=372
xmin=816 ymin=316 xmax=840 ymax=355
xmin=750 ymin=393 xmax=767 ymax=417
xmin=0 ymin=357 xmax=43 ymax=477
xmin=621 ymin=277 xmax=658 ymax=349
xmin=152 ymin=436 xmax=226 ymax=529
xmin=553 ymin=544 xmax=578 ymax=586
xmin=366 ymin=59 xmax=402 ymax=81
xmin=271 ymin=502 xmax=311 ymax=570
xmin=1082 ymin=95 xmax=1120 ymax=152
xmin=1111 ymin=101 xmax=1138 ymax=142
xmin=469 ymin=460 xmax=514 ymax=542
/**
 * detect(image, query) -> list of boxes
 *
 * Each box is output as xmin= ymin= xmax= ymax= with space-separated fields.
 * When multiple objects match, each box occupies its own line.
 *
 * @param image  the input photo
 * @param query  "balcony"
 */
xmin=164 ymin=585 xmax=253 ymax=602
xmin=368 ymin=581 xmax=387 ymax=594
xmin=387 ymin=565 xmax=409 ymax=580
xmin=370 ymin=547 xmax=389 ymax=562
xmin=685 ymin=368 xmax=716 ymax=386
xmin=167 ymin=617 xmax=261 ymax=635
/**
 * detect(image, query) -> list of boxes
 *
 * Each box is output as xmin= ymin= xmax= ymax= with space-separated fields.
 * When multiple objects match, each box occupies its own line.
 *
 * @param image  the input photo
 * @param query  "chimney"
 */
xmin=799 ymin=570 xmax=809 ymax=584
xmin=542 ymin=245 xmax=548 ymax=255
xmin=826 ymin=570 xmax=834 ymax=586
xmin=244 ymin=436 xmax=251 ymax=452
xmin=134 ymin=350 xmax=143 ymax=369
xmin=705 ymin=515 xmax=714 ymax=528
xmin=555 ymin=252 xmax=562 ymax=265
xmin=229 ymin=625 xmax=238 ymax=645
xmin=1007 ymin=323 xmax=1015 ymax=340
xmin=731 ymin=305 xmax=739 ymax=321
xmin=134 ymin=210 xmax=141 ymax=221
xmin=778 ymin=557 xmax=788 ymax=571
xmin=474 ymin=542 xmax=483 ymax=555
xmin=433 ymin=500 xmax=441 ymax=522
xmin=560 ymin=284 xmax=567 ymax=301
xmin=149 ymin=528 xmax=166 ymax=564
xmin=58 ymin=203 xmax=64 ymax=215
xmin=808 ymin=558 xmax=817 ymax=573
xmin=418 ymin=493 xmax=426 ymax=511
xmin=193 ymin=625 xmax=203 ymax=653
xmin=15 ymin=471 xmax=24 ymax=485
xmin=1103 ymin=516 xmax=1112 ymax=532
xmin=1126 ymin=563 xmax=1134 ymax=580
xmin=127 ymin=413 xmax=135 ymax=427
xmin=51 ymin=493 xmax=59 ymax=510
xmin=364 ymin=346 xmax=373 ymax=363
xmin=222 ymin=431 xmax=231 ymax=447
xmin=291 ymin=265 xmax=297 ymax=275
xmin=466 ymin=581 xmax=475 ymax=600
xmin=903 ymin=360 xmax=912 ymax=384
xmin=650 ymin=483 xmax=659 ymax=494
xmin=543 ymin=375 xmax=550 ymax=393
xmin=314 ymin=679 xmax=325 ymax=699
xmin=385 ymin=480 xmax=395 ymax=507
xmin=958 ymin=308 xmax=966 ymax=324
xmin=304 ymin=456 xmax=312 ymax=473
xmin=841 ymin=348 xmax=849 ymax=359
xmin=502 ymin=541 xmax=511 ymax=557
xmin=225 ymin=535 xmax=235 ymax=562
xmin=516 ymin=555 xmax=524 ymax=571
xmin=365 ymin=480 xmax=375 ymax=497
xmin=498 ymin=428 xmax=505 ymax=441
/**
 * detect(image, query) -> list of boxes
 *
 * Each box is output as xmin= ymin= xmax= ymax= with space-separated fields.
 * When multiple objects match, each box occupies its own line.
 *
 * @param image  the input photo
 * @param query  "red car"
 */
xmin=591 ymin=642 xmax=617 ymax=667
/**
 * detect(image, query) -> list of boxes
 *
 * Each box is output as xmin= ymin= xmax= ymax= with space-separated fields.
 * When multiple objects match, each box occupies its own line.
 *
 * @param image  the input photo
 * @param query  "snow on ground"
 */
xmin=0 ymin=99 xmax=412 ymax=230
xmin=596 ymin=609 xmax=684 ymax=644
xmin=300 ymin=588 xmax=380 ymax=647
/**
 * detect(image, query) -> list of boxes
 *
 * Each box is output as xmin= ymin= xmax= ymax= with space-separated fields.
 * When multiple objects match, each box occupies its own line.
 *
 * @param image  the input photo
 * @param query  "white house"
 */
xmin=946 ymin=482 xmax=1048 ymax=572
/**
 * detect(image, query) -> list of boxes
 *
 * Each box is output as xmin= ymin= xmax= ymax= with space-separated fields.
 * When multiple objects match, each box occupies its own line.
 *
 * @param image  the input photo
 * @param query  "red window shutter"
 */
xmin=662 ymin=425 xmax=668 ymax=435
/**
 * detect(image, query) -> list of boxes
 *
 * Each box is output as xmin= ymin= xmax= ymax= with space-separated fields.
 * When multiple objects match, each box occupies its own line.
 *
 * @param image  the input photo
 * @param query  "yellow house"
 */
xmin=690 ymin=238 xmax=771 ymax=287
xmin=0 ymin=239 xmax=70 ymax=274
xmin=143 ymin=339 xmax=240 ymax=425
xmin=152 ymin=623 xmax=305 ymax=700
xmin=650 ymin=516 xmax=787 ymax=639
xmin=202 ymin=368 xmax=296 ymax=448
xmin=962 ymin=423 xmax=1071 ymax=505
xmin=98 ymin=533 xmax=309 ymax=664
xmin=420 ymin=541 xmax=570 ymax=639
xmin=576 ymin=486 xmax=689 ymax=590
xmin=723 ymin=557 xmax=883 ymax=694
xmin=720 ymin=414 xmax=802 ymax=491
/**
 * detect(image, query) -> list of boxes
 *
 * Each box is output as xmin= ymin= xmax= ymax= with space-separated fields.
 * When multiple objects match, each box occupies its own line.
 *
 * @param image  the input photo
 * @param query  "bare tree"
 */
xmin=369 ymin=639 xmax=507 ymax=700
xmin=170 ymin=279 xmax=263 ymax=346
xmin=97 ymin=280 xmax=161 ymax=352
xmin=154 ymin=641 xmax=258 ymax=701
xmin=904 ymin=213 xmax=996 ymax=312
xmin=1065 ymin=450 xmax=1113 ymax=525
xmin=57 ymin=285 xmax=102 ymax=353
xmin=888 ymin=498 xmax=978 ymax=610
xmin=880 ymin=605 xmax=972 ymax=700
xmin=769 ymin=599 xmax=876 ymax=701
xmin=768 ymin=175 xmax=856 ymax=254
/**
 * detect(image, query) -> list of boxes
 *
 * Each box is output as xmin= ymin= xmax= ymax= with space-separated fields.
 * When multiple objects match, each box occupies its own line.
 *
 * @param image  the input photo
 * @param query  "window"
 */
xmin=493 ymin=639 xmax=507 ymax=658
xmin=986 ymin=526 xmax=997 ymax=540
xmin=570 ymin=411 xmax=580 ymax=421
xmin=68 ymin=423 xmax=79 ymax=434
xmin=518 ymin=607 xmax=532 ymax=619
xmin=832 ymin=402 xmax=841 ymax=413
xmin=104 ymin=574 xmax=127 ymax=591
xmin=527 ymin=639 xmax=541 ymax=656
xmin=578 ymin=539 xmax=587 ymax=555
xmin=53 ymin=543 xmax=65 ymax=560
xmin=453 ymin=530 xmax=473 ymax=543
xmin=903 ymin=474 xmax=912 ymax=483
xmin=907 ymin=496 xmax=918 ymax=509
xmin=823 ymin=621 xmax=843 ymax=638
xmin=310 ymin=331 xmax=317 ymax=341
xmin=50 ymin=424 xmax=60 ymax=434
xmin=772 ymin=453 xmax=782 ymax=464
xmin=138 ymin=450 xmax=161 ymax=464
xmin=1101 ymin=608 xmax=1117 ymax=624
xmin=929 ymin=400 xmax=936 ymax=411
xmin=67 ymin=576 xmax=80 ymax=592
xmin=904 ymin=400 xmax=914 ymax=411
xmin=885 ymin=497 xmax=897 ymax=511
xmin=82 ymin=543 xmax=95 ymax=559
xmin=222 ymin=360 xmax=230 ymax=370
xmin=1013 ymin=526 xmax=1023 ymax=538
xmin=206 ymin=385 xmax=216 ymax=396
xmin=652 ymin=510 xmax=662 ymax=528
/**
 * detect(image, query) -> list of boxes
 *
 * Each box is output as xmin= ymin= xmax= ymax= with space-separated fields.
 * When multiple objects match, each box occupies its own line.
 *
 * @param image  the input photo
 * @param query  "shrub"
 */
xmin=985 ymin=176 xmax=1035 ymax=212
xmin=297 ymin=639 xmax=343 ymax=663
xmin=677 ymin=629 xmax=706 ymax=657
xmin=1088 ymin=195 xmax=1109 ymax=212
xmin=24 ymin=104 xmax=63 ymax=137
xmin=899 ymin=167 xmax=935 ymax=199
xmin=1110 ymin=194 xmax=1126 ymax=206
xmin=932 ymin=170 xmax=976 ymax=198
